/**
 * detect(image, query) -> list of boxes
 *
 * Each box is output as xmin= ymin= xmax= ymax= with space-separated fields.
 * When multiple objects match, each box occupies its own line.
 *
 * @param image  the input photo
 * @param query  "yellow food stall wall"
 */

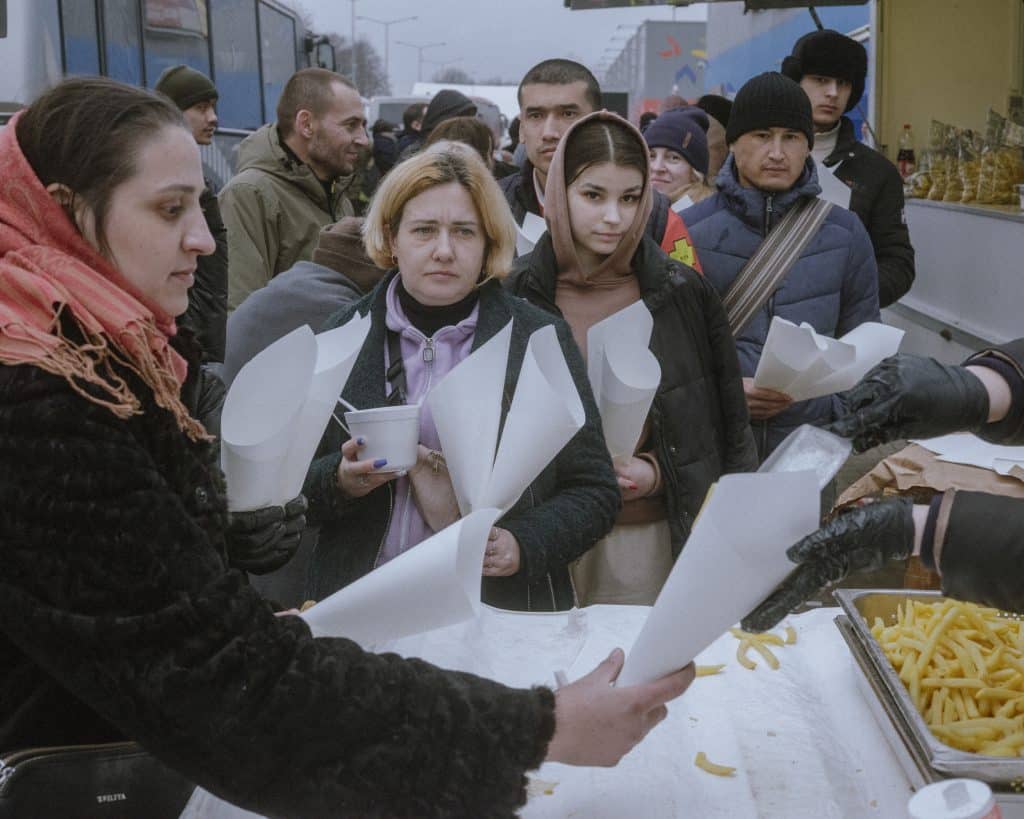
xmin=875 ymin=0 xmax=1023 ymax=157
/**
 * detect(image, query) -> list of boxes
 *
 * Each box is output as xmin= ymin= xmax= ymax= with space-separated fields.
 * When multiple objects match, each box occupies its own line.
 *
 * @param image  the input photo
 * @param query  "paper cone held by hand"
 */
xmin=300 ymin=508 xmax=502 ymax=646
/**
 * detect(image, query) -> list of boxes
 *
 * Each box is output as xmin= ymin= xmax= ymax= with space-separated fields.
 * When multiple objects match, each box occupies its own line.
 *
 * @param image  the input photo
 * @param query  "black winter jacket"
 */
xmin=179 ymin=181 xmax=229 ymax=362
xmin=935 ymin=339 xmax=1024 ymax=612
xmin=303 ymin=273 xmax=621 ymax=611
xmin=0 ymin=332 xmax=555 ymax=818
xmin=507 ymin=234 xmax=758 ymax=556
xmin=826 ymin=117 xmax=915 ymax=308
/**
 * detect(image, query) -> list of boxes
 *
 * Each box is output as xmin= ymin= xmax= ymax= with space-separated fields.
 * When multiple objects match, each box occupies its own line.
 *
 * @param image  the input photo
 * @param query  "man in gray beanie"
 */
xmin=782 ymin=29 xmax=915 ymax=308
xmin=155 ymin=65 xmax=228 ymax=363
xmin=684 ymin=72 xmax=880 ymax=460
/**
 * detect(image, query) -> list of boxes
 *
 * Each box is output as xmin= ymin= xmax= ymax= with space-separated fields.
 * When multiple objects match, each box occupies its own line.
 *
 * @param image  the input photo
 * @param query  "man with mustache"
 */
xmin=155 ymin=64 xmax=228 ymax=362
xmin=782 ymin=29 xmax=915 ymax=308
xmin=219 ymin=68 xmax=368 ymax=311
xmin=684 ymin=72 xmax=880 ymax=459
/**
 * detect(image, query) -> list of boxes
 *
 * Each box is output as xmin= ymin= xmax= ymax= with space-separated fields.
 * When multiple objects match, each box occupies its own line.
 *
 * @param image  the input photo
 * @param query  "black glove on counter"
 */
xmin=227 ymin=495 xmax=308 ymax=574
xmin=742 ymin=497 xmax=916 ymax=633
xmin=826 ymin=355 xmax=990 ymax=452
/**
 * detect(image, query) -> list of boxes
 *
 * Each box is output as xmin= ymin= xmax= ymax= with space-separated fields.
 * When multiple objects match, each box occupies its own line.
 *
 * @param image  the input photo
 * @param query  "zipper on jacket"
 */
xmin=372 ymin=483 xmax=395 ymax=570
xmin=422 ymin=337 xmax=435 ymax=364
xmin=763 ymin=194 xmax=775 ymax=237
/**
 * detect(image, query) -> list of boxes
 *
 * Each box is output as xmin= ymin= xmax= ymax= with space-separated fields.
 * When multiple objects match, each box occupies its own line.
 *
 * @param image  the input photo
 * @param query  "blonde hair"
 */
xmin=363 ymin=141 xmax=515 ymax=282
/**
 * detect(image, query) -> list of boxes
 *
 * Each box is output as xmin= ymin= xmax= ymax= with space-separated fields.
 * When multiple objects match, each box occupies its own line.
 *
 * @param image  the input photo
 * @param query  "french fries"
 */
xmin=872 ymin=599 xmax=1024 ymax=756
xmin=694 ymin=751 xmax=736 ymax=777
xmin=729 ymin=626 xmax=797 ymax=671
xmin=696 ymin=664 xmax=726 ymax=677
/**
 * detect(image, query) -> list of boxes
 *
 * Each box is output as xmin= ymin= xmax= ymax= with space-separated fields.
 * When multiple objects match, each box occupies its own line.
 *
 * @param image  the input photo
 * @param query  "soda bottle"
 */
xmin=897 ymin=123 xmax=916 ymax=180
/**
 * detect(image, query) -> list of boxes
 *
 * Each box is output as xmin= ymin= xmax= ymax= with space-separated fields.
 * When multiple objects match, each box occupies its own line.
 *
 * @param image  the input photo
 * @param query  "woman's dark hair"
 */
xmin=424 ymin=116 xmax=494 ymax=165
xmin=563 ymin=118 xmax=647 ymax=187
xmin=16 ymin=76 xmax=188 ymax=256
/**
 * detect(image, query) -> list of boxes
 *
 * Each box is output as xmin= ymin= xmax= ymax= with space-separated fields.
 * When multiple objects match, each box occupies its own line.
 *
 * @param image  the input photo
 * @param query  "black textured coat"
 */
xmin=507 ymin=234 xmax=759 ymax=556
xmin=939 ymin=338 xmax=1024 ymax=612
xmin=179 ymin=181 xmax=229 ymax=363
xmin=303 ymin=273 xmax=621 ymax=611
xmin=826 ymin=117 xmax=915 ymax=308
xmin=0 ymin=331 xmax=555 ymax=818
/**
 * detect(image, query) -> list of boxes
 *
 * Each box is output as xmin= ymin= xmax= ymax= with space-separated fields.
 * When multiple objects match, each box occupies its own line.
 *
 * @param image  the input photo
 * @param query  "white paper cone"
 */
xmin=483 ymin=325 xmax=585 ymax=511
xmin=809 ymin=323 xmax=905 ymax=398
xmin=428 ymin=322 xmax=512 ymax=514
xmin=599 ymin=343 xmax=660 ymax=461
xmin=586 ymin=300 xmax=655 ymax=398
xmin=617 ymin=471 xmax=820 ymax=687
xmin=220 ymin=326 xmax=317 ymax=510
xmin=300 ymin=508 xmax=501 ymax=646
xmin=277 ymin=314 xmax=372 ymax=499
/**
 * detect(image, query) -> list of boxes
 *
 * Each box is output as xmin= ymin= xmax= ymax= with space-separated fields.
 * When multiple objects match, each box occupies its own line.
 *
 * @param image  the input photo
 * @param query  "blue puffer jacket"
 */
xmin=682 ymin=155 xmax=880 ymax=457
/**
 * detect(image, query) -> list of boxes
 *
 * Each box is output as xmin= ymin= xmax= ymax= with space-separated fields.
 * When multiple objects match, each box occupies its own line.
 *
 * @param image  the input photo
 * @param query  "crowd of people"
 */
xmin=1 ymin=25 xmax=1022 ymax=819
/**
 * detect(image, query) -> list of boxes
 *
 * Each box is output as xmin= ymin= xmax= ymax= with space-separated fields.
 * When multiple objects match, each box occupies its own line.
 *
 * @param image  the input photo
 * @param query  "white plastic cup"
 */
xmin=344 ymin=405 xmax=420 ymax=471
xmin=907 ymin=779 xmax=1002 ymax=819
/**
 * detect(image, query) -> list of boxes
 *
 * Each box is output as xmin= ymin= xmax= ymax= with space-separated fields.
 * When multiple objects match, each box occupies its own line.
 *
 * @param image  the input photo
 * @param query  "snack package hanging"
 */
xmin=941 ymin=127 xmax=964 ymax=203
xmin=958 ymin=129 xmax=983 ymax=204
xmin=926 ymin=121 xmax=951 ymax=202
xmin=905 ymin=149 xmax=932 ymax=199
xmin=978 ymin=109 xmax=1024 ymax=205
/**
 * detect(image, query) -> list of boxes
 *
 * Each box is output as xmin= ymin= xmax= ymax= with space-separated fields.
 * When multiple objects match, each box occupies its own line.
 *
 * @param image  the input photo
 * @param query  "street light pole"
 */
xmin=357 ymin=15 xmax=418 ymax=93
xmin=349 ymin=0 xmax=357 ymax=88
xmin=395 ymin=40 xmax=446 ymax=84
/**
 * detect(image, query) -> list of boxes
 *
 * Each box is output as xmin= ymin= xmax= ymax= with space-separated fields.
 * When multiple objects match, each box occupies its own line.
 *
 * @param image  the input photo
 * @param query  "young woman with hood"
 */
xmin=507 ymin=111 xmax=758 ymax=605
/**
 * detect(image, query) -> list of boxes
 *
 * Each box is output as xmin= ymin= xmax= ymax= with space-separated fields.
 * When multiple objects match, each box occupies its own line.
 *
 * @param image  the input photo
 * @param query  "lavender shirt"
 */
xmin=376 ymin=276 xmax=480 ymax=566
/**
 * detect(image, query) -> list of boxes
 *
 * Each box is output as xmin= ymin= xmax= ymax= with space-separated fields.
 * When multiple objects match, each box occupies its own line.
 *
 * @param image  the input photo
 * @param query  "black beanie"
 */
xmin=726 ymin=72 xmax=814 ymax=149
xmin=422 ymin=90 xmax=477 ymax=134
xmin=781 ymin=29 xmax=868 ymax=113
xmin=643 ymin=107 xmax=710 ymax=176
xmin=697 ymin=94 xmax=732 ymax=128
xmin=155 ymin=65 xmax=218 ymax=111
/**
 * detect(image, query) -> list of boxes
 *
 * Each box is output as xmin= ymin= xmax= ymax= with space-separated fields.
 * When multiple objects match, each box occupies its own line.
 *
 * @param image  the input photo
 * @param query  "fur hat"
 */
xmin=781 ymin=29 xmax=868 ymax=113
xmin=643 ymin=107 xmax=710 ymax=176
xmin=154 ymin=65 xmax=218 ymax=111
xmin=726 ymin=72 xmax=814 ymax=149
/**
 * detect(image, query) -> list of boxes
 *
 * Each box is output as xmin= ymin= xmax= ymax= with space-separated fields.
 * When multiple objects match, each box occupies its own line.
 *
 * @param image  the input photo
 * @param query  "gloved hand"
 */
xmin=741 ymin=497 xmax=915 ymax=633
xmin=826 ymin=355 xmax=990 ymax=452
xmin=226 ymin=495 xmax=308 ymax=574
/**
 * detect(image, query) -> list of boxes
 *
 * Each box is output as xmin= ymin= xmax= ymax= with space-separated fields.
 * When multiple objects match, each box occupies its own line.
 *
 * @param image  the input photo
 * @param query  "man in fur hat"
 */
xmin=782 ymin=29 xmax=915 ymax=308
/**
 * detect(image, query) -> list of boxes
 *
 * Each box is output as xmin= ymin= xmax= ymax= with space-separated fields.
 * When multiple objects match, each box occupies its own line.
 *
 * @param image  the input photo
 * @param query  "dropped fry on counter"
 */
xmin=694 ymin=751 xmax=736 ymax=777
xmin=696 ymin=664 xmax=726 ymax=677
xmin=729 ymin=625 xmax=795 ymax=671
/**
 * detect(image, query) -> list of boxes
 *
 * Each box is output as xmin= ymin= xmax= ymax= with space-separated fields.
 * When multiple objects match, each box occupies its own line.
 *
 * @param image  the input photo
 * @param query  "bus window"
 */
xmin=102 ymin=0 xmax=143 ymax=85
xmin=258 ymin=2 xmax=296 ymax=126
xmin=210 ymin=0 xmax=261 ymax=128
xmin=60 ymin=3 xmax=101 ymax=76
xmin=143 ymin=0 xmax=211 ymax=86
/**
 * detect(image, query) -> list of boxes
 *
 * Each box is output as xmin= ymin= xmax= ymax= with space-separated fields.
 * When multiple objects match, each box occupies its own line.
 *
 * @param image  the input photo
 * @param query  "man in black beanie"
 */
xmin=782 ymin=29 xmax=915 ymax=308
xmin=684 ymin=72 xmax=880 ymax=460
xmin=155 ymin=65 xmax=228 ymax=363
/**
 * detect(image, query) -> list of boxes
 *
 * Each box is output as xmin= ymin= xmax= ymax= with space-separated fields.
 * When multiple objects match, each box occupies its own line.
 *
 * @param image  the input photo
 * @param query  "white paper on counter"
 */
xmin=814 ymin=159 xmax=852 ymax=210
xmin=586 ymin=301 xmax=660 ymax=462
xmin=515 ymin=212 xmax=548 ymax=256
xmin=617 ymin=471 xmax=820 ymax=686
xmin=914 ymin=432 xmax=1024 ymax=477
xmin=483 ymin=324 xmax=585 ymax=510
xmin=428 ymin=322 xmax=512 ymax=515
xmin=301 ymin=508 xmax=501 ymax=646
xmin=754 ymin=317 xmax=904 ymax=401
xmin=277 ymin=313 xmax=372 ymax=500
xmin=220 ymin=326 xmax=317 ymax=510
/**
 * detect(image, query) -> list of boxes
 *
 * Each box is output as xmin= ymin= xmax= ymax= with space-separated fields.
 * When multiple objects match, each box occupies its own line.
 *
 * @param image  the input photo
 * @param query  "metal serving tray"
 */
xmin=834 ymin=588 xmax=1024 ymax=787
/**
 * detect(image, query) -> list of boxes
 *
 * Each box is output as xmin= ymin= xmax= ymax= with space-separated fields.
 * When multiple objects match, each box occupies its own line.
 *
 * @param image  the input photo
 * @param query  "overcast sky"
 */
xmin=294 ymin=0 xmax=707 ymax=97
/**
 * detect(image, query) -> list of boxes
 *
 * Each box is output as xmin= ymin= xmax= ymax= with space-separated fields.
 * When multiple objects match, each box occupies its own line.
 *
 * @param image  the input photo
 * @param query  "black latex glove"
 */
xmin=741 ymin=497 xmax=916 ymax=633
xmin=826 ymin=355 xmax=990 ymax=453
xmin=226 ymin=495 xmax=308 ymax=574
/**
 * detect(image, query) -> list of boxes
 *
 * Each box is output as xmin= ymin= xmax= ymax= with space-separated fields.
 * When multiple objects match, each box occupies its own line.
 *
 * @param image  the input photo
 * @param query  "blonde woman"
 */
xmin=304 ymin=141 xmax=620 ymax=612
xmin=644 ymin=107 xmax=716 ymax=211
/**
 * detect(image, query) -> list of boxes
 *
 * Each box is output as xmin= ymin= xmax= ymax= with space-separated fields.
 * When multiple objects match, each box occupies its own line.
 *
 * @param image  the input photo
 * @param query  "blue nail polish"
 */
xmin=356 ymin=437 xmax=366 ymax=446
xmin=373 ymin=458 xmax=388 ymax=468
